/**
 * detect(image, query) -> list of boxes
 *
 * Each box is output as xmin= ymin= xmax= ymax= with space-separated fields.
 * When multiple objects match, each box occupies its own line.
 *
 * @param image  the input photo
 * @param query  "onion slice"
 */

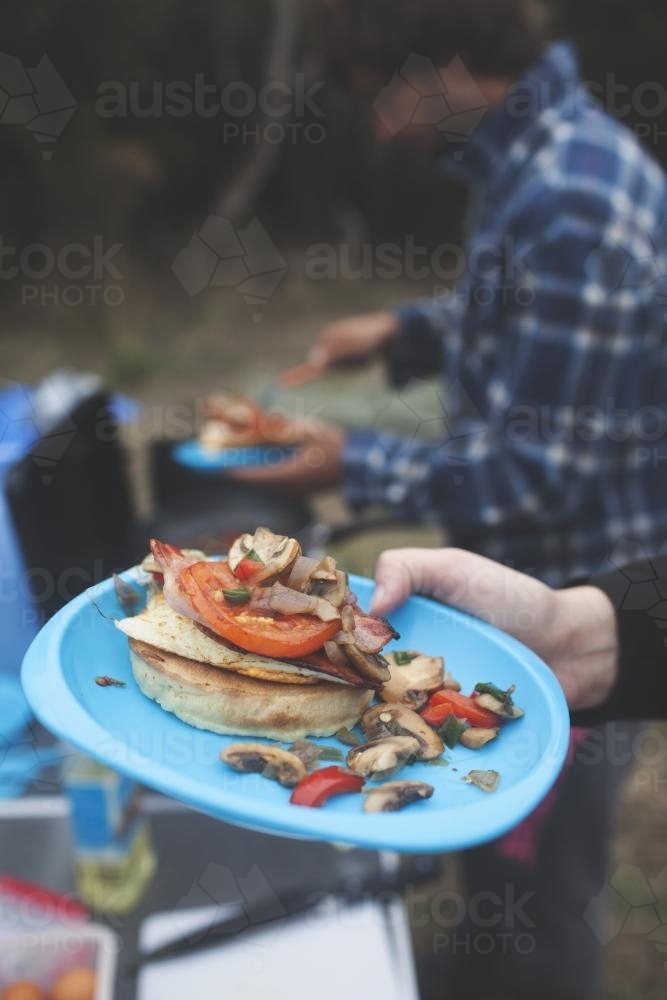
xmin=267 ymin=582 xmax=341 ymax=623
xmin=248 ymin=589 xmax=275 ymax=614
xmin=324 ymin=641 xmax=349 ymax=668
xmin=341 ymin=605 xmax=356 ymax=633
xmin=286 ymin=556 xmax=320 ymax=592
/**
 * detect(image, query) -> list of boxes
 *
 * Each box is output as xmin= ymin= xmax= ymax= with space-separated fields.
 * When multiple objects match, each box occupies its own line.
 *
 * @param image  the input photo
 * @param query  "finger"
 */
xmin=372 ymin=547 xmax=548 ymax=637
xmin=279 ymin=359 xmax=326 ymax=388
xmin=371 ymin=548 xmax=455 ymax=615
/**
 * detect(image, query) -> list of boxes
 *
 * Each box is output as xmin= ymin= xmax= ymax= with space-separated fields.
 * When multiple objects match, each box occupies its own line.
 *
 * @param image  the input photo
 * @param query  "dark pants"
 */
xmin=418 ymin=723 xmax=638 ymax=1000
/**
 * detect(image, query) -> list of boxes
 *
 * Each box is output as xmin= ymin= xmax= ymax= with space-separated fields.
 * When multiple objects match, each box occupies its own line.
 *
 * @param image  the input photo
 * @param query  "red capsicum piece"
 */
xmin=234 ymin=553 xmax=264 ymax=584
xmin=290 ymin=766 xmax=365 ymax=808
xmin=423 ymin=690 xmax=500 ymax=729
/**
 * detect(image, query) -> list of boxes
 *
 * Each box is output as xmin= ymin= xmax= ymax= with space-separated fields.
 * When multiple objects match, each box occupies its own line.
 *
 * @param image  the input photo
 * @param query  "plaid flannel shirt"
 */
xmin=343 ymin=43 xmax=667 ymax=586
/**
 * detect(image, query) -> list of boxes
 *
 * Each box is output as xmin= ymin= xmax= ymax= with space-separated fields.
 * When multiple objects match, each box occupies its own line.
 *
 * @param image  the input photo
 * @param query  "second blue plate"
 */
xmin=173 ymin=440 xmax=298 ymax=472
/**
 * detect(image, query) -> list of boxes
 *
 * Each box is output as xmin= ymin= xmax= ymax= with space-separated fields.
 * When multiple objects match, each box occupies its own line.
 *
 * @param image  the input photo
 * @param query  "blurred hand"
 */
xmin=281 ymin=312 xmax=399 ymax=387
xmin=372 ymin=547 xmax=619 ymax=713
xmin=225 ymin=421 xmax=345 ymax=494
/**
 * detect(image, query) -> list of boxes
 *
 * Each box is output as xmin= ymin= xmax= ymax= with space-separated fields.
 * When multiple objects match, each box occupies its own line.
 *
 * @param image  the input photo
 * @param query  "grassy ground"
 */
xmin=6 ymin=272 xmax=667 ymax=997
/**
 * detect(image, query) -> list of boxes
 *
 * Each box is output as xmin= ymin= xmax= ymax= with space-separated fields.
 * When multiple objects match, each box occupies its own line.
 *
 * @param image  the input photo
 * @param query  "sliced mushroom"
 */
xmin=361 ymin=703 xmax=444 ymax=761
xmin=221 ymin=743 xmax=306 ymax=787
xmin=459 ymin=728 xmax=499 ymax=750
xmin=364 ymin=780 xmax=434 ymax=813
xmin=344 ymin=645 xmax=391 ymax=685
xmin=463 ymin=769 xmax=500 ymax=793
xmin=443 ymin=671 xmax=462 ymax=692
xmin=381 ymin=652 xmax=445 ymax=710
xmin=474 ymin=693 xmax=524 ymax=720
xmin=228 ymin=527 xmax=301 ymax=584
xmin=312 ymin=555 xmax=337 ymax=579
xmin=346 ymin=736 xmax=420 ymax=780
xmin=310 ymin=569 xmax=348 ymax=608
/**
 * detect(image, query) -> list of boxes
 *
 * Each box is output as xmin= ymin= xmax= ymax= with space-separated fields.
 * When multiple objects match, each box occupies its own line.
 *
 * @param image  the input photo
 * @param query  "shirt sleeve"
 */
xmin=571 ymin=553 xmax=667 ymax=725
xmin=384 ymin=300 xmax=450 ymax=387
xmin=344 ymin=204 xmax=659 ymax=530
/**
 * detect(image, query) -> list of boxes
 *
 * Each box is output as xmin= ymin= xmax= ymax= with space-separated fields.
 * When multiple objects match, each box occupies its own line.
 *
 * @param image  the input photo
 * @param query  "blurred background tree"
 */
xmin=2 ymin=0 xmax=664 ymax=270
xmin=0 ymin=0 xmax=666 ymax=379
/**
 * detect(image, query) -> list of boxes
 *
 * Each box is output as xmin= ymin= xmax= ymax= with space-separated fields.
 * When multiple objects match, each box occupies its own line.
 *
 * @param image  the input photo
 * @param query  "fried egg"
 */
xmin=116 ymin=593 xmax=330 ymax=685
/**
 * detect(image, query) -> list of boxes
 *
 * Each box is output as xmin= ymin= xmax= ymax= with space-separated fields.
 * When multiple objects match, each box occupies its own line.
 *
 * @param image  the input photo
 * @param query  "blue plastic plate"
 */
xmin=173 ymin=440 xmax=298 ymax=472
xmin=21 ymin=572 xmax=569 ymax=852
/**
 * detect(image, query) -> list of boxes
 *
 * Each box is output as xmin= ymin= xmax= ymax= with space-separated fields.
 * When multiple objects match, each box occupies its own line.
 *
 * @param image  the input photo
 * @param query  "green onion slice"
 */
xmin=439 ymin=712 xmax=469 ymax=749
xmin=222 ymin=585 xmax=251 ymax=605
xmin=474 ymin=682 xmax=514 ymax=707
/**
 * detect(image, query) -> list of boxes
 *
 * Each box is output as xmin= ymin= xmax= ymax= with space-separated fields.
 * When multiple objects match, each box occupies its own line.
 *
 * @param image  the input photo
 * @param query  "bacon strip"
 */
xmin=349 ymin=605 xmax=400 ymax=654
xmin=196 ymin=624 xmax=375 ymax=689
xmin=296 ymin=650 xmax=381 ymax=690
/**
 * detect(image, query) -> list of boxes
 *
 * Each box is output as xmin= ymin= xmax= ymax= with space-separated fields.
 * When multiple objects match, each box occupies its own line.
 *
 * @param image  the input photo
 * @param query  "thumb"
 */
xmin=371 ymin=548 xmax=459 ymax=615
xmin=371 ymin=547 xmax=545 ymax=634
xmin=370 ymin=550 xmax=413 ymax=615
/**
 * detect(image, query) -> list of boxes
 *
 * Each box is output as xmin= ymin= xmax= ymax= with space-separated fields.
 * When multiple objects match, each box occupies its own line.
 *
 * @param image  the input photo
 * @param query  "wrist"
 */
xmin=546 ymin=586 xmax=619 ymax=711
xmin=306 ymin=424 xmax=345 ymax=491
xmin=377 ymin=311 xmax=400 ymax=342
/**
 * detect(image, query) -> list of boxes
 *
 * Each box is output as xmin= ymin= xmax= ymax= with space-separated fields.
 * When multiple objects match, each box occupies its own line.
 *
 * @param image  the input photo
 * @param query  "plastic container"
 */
xmin=64 ymin=755 xmax=157 ymax=915
xmin=0 ymin=372 xmax=137 ymax=678
xmin=0 ymin=381 xmax=41 ymax=677
xmin=0 ymin=924 xmax=118 ymax=1000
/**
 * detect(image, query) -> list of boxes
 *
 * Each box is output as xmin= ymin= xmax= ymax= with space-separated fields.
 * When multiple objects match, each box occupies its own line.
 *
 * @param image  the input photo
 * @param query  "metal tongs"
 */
xmin=130 ymin=853 xmax=438 ymax=973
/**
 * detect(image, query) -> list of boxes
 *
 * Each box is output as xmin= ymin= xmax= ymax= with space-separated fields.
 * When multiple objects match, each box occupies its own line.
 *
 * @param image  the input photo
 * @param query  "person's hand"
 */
xmin=312 ymin=311 xmax=399 ymax=369
xmin=225 ymin=420 xmax=345 ymax=494
xmin=371 ymin=547 xmax=620 ymax=713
